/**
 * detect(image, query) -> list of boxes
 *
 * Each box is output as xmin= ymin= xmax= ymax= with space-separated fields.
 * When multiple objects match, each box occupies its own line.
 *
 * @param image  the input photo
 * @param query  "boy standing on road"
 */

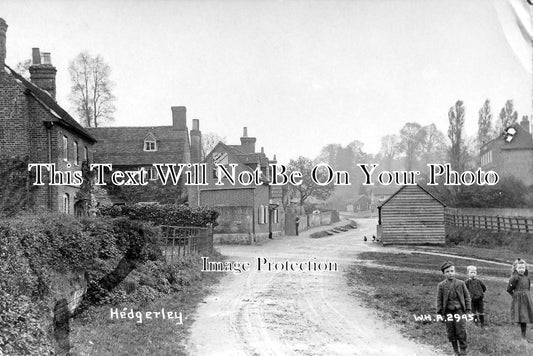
xmin=436 ymin=261 xmax=472 ymax=356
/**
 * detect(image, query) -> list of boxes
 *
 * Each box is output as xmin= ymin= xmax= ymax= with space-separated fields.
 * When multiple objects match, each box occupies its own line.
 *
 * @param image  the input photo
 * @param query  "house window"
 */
xmin=73 ymin=141 xmax=79 ymax=165
xmin=63 ymin=193 xmax=70 ymax=214
xmin=84 ymin=146 xmax=88 ymax=162
xmin=63 ymin=136 xmax=68 ymax=161
xmin=259 ymin=205 xmax=265 ymax=224
xmin=143 ymin=133 xmax=157 ymax=151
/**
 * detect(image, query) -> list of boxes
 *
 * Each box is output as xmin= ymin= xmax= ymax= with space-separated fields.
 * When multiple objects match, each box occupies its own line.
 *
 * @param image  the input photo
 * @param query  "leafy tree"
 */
xmin=14 ymin=59 xmax=31 ymax=79
xmin=398 ymin=122 xmax=424 ymax=171
xmin=68 ymin=52 xmax=116 ymax=127
xmin=287 ymin=156 xmax=334 ymax=205
xmin=495 ymin=99 xmax=518 ymax=135
xmin=447 ymin=100 xmax=466 ymax=171
xmin=477 ymin=99 xmax=493 ymax=147
xmin=418 ymin=124 xmax=446 ymax=166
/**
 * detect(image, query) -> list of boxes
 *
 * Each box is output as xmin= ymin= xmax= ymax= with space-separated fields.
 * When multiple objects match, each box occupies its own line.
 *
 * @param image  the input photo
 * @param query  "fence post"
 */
xmin=497 ymin=216 xmax=501 ymax=232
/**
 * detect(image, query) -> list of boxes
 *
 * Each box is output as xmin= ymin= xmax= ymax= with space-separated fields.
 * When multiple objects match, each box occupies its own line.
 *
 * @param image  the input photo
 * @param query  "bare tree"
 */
xmin=448 ymin=100 xmax=466 ymax=171
xmin=68 ymin=52 xmax=115 ymax=127
xmin=477 ymin=99 xmax=493 ymax=147
xmin=202 ymin=132 xmax=227 ymax=156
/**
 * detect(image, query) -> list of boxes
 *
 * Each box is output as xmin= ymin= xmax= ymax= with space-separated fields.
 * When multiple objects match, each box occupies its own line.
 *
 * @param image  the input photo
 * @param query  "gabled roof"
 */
xmin=86 ymin=126 xmax=189 ymax=166
xmin=205 ymin=142 xmax=270 ymax=184
xmin=4 ymin=65 xmax=97 ymax=143
xmin=481 ymin=123 xmax=533 ymax=151
xmin=379 ymin=184 xmax=446 ymax=208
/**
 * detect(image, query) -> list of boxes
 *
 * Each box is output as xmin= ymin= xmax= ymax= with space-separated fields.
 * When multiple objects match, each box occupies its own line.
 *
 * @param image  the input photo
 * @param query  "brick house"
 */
xmin=86 ymin=107 xmax=201 ymax=204
xmin=0 ymin=18 xmax=97 ymax=214
xmin=194 ymin=127 xmax=284 ymax=244
xmin=480 ymin=117 xmax=533 ymax=187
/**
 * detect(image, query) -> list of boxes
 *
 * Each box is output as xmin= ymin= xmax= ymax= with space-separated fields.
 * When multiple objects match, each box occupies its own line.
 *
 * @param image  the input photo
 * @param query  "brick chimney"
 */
xmin=240 ymin=127 xmax=256 ymax=154
xmin=0 ymin=18 xmax=7 ymax=69
xmin=190 ymin=119 xmax=202 ymax=163
xmin=171 ymin=106 xmax=187 ymax=130
xmin=29 ymin=48 xmax=57 ymax=99
xmin=520 ymin=115 xmax=530 ymax=134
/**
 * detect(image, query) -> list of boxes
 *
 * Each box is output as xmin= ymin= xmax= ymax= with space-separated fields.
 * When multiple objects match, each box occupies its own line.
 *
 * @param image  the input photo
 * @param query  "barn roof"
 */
xmin=378 ymin=184 xmax=446 ymax=208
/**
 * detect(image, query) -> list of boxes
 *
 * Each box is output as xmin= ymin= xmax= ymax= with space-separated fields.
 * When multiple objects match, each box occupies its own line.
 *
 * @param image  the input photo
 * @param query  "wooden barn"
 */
xmin=376 ymin=184 xmax=445 ymax=245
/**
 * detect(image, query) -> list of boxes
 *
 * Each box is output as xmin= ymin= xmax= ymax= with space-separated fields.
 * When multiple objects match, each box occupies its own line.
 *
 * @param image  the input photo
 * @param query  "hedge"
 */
xmin=99 ymin=204 xmax=219 ymax=227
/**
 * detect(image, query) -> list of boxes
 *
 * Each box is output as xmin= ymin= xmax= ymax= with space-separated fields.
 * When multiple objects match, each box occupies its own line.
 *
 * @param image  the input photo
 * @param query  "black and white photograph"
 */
xmin=1 ymin=1 xmax=532 ymax=355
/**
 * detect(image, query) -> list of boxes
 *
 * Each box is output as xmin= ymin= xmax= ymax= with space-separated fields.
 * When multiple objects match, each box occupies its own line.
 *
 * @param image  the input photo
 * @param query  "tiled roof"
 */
xmin=482 ymin=124 xmax=533 ymax=151
xmin=86 ymin=126 xmax=189 ymax=166
xmin=4 ymin=65 xmax=96 ymax=143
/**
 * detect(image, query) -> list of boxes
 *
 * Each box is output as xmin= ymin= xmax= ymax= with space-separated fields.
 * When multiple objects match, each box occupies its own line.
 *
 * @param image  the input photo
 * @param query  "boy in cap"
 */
xmin=465 ymin=265 xmax=487 ymax=327
xmin=436 ymin=261 xmax=472 ymax=356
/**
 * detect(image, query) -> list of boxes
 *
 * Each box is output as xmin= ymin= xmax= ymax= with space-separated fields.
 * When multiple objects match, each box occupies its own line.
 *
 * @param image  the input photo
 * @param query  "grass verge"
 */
xmin=69 ymin=253 xmax=223 ymax=356
xmin=347 ymin=251 xmax=533 ymax=356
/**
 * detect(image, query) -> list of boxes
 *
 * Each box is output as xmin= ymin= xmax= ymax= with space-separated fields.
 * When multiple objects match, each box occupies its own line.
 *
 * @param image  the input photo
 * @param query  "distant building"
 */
xmin=194 ymin=127 xmax=283 ymax=244
xmin=370 ymin=185 xmax=400 ymax=210
xmin=480 ymin=117 xmax=533 ymax=186
xmin=86 ymin=107 xmax=201 ymax=204
xmin=0 ymin=19 xmax=97 ymax=214
xmin=346 ymin=195 xmax=371 ymax=212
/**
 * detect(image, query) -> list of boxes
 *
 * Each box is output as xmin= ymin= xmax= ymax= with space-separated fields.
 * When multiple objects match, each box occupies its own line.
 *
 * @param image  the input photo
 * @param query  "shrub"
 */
xmin=99 ymin=204 xmax=219 ymax=227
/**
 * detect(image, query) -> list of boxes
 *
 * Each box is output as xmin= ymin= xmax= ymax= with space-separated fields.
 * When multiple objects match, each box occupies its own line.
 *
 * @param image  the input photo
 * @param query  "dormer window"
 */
xmin=144 ymin=133 xmax=157 ymax=152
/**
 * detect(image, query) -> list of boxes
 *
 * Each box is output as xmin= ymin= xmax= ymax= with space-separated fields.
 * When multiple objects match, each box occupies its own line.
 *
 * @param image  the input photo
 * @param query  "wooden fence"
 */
xmin=160 ymin=225 xmax=213 ymax=262
xmin=444 ymin=213 xmax=533 ymax=234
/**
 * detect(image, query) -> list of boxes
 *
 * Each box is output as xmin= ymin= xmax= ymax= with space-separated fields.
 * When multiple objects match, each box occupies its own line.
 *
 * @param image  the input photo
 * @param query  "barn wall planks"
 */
xmin=380 ymin=185 xmax=445 ymax=245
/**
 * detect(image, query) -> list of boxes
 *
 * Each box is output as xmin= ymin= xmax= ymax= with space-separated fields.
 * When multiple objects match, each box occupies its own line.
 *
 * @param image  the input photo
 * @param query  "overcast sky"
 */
xmin=2 ymin=0 xmax=531 ymax=163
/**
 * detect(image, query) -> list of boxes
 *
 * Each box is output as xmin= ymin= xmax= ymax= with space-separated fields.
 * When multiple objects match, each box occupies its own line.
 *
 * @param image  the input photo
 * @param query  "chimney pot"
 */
xmin=29 ymin=48 xmax=57 ymax=99
xmin=42 ymin=52 xmax=51 ymax=64
xmin=243 ymin=127 xmax=248 ymax=137
xmin=32 ymin=48 xmax=41 ymax=65
xmin=0 ymin=18 xmax=7 ymax=68
xmin=171 ymin=106 xmax=187 ymax=130
xmin=240 ymin=127 xmax=256 ymax=153
xmin=261 ymin=147 xmax=264 ymax=154
xmin=192 ymin=119 xmax=199 ymax=131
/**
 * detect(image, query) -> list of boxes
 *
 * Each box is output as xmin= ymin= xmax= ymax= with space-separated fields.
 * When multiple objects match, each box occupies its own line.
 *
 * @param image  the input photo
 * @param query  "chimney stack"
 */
xmin=240 ymin=126 xmax=256 ymax=154
xmin=520 ymin=115 xmax=530 ymax=134
xmin=190 ymin=119 xmax=202 ymax=163
xmin=171 ymin=106 xmax=187 ymax=131
xmin=0 ymin=18 xmax=7 ymax=69
xmin=29 ymin=48 xmax=57 ymax=99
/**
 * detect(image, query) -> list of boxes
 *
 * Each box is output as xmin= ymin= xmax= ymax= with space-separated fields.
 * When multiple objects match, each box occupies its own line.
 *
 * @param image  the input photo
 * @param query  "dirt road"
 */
xmin=186 ymin=219 xmax=444 ymax=356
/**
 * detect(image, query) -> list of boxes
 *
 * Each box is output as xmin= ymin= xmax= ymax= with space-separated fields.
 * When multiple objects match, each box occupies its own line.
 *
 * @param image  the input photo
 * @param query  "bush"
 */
xmin=0 ymin=213 xmax=163 ymax=354
xmin=99 ymin=204 xmax=219 ymax=227
xmin=446 ymin=225 xmax=533 ymax=253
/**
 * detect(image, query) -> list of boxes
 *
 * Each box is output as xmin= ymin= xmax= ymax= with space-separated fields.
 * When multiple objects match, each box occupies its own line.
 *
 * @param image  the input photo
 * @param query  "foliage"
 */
xmin=0 ymin=290 xmax=53 ymax=355
xmin=418 ymin=123 xmax=447 ymax=168
xmin=286 ymin=156 xmax=335 ymax=205
xmin=495 ymin=99 xmax=518 ymax=135
xmin=0 ymin=156 xmax=35 ymax=217
xmin=99 ymin=203 xmax=219 ymax=227
xmin=378 ymin=134 xmax=400 ymax=170
xmin=68 ymin=51 xmax=116 ymax=127
xmin=422 ymin=176 xmax=533 ymax=208
xmin=14 ymin=59 xmax=31 ymax=79
xmin=447 ymin=100 xmax=467 ymax=171
xmin=477 ymin=99 xmax=493 ymax=147
xmin=398 ymin=122 xmax=425 ymax=171
xmin=0 ymin=213 xmax=162 ymax=354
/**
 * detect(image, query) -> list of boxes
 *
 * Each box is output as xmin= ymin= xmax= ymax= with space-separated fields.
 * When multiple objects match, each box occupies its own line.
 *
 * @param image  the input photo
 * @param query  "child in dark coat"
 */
xmin=465 ymin=265 xmax=487 ymax=327
xmin=436 ymin=261 xmax=472 ymax=356
xmin=507 ymin=258 xmax=533 ymax=342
